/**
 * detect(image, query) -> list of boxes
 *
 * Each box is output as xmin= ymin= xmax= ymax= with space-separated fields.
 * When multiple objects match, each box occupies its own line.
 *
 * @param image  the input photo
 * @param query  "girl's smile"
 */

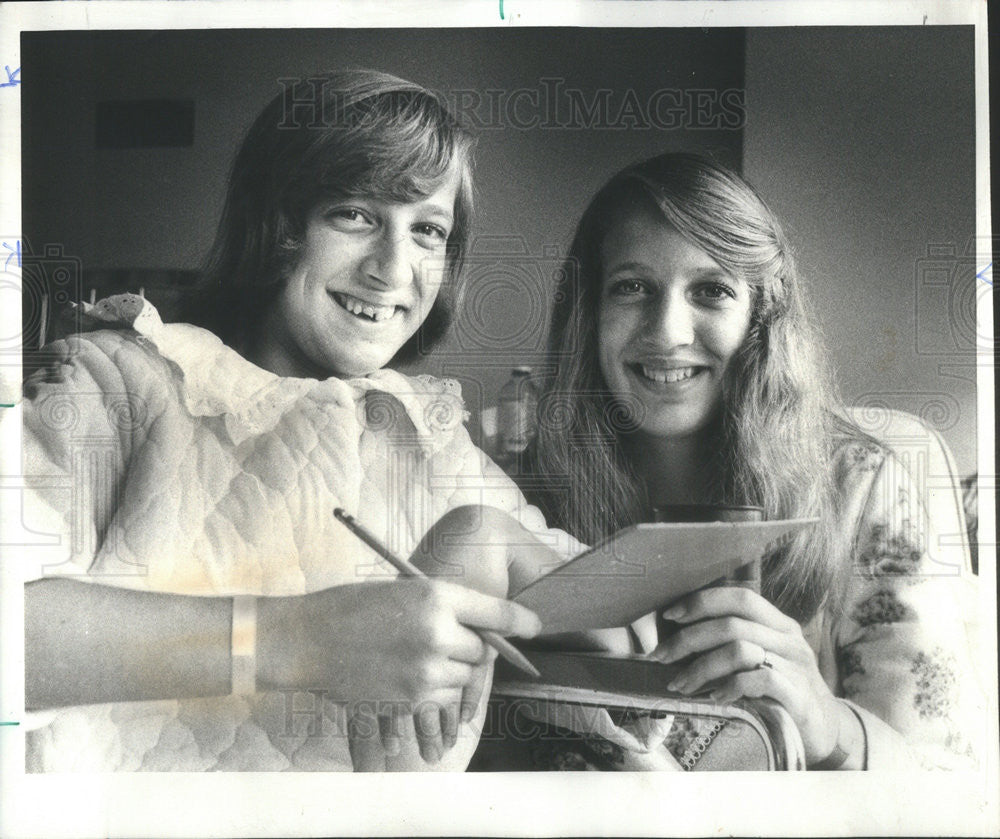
xmin=330 ymin=291 xmax=405 ymax=322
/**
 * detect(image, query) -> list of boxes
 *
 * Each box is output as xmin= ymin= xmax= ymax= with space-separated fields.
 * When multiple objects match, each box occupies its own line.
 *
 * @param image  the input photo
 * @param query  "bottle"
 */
xmin=497 ymin=366 xmax=538 ymax=463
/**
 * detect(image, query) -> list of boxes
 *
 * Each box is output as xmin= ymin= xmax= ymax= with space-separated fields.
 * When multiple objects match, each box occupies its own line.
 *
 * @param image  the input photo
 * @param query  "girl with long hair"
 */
xmin=528 ymin=152 xmax=981 ymax=769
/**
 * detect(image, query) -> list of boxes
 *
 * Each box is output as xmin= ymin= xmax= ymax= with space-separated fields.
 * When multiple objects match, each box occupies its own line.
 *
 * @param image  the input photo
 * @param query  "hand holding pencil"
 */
xmin=333 ymin=506 xmax=542 ymax=767
xmin=334 ymin=508 xmax=540 ymax=678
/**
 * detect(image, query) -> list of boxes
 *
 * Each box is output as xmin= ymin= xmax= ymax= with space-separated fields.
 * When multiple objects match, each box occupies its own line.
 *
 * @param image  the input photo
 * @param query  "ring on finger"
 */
xmin=756 ymin=647 xmax=774 ymax=671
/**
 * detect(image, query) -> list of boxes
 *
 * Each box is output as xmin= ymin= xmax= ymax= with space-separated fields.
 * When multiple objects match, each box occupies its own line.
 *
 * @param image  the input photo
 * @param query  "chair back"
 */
xmin=847 ymin=406 xmax=974 ymax=578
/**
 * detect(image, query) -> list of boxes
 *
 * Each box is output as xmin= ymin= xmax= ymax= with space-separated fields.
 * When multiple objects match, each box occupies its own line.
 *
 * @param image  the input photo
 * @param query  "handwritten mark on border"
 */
xmin=977 ymin=262 xmax=992 ymax=286
xmin=0 ymin=66 xmax=20 ymax=88
xmin=3 ymin=240 xmax=21 ymax=269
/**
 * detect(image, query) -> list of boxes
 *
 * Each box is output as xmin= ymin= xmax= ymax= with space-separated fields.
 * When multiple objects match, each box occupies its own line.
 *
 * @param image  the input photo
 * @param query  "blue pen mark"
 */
xmin=0 ymin=66 xmax=20 ymax=88
xmin=499 ymin=0 xmax=504 ymax=19
xmin=3 ymin=240 xmax=21 ymax=269
xmin=976 ymin=262 xmax=992 ymax=285
xmin=0 ymin=721 xmax=20 ymax=726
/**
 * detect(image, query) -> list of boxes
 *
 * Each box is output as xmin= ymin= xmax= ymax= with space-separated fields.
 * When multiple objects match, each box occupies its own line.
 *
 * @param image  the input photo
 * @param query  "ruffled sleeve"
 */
xmin=832 ymin=448 xmax=984 ymax=769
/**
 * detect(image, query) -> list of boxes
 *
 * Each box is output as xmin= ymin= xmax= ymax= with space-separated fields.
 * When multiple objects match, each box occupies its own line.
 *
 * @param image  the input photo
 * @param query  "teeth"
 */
xmin=336 ymin=293 xmax=397 ymax=321
xmin=641 ymin=365 xmax=698 ymax=383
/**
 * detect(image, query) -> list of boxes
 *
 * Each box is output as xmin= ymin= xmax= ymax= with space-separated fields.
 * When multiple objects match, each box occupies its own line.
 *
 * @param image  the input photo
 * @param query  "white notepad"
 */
xmin=512 ymin=518 xmax=817 ymax=633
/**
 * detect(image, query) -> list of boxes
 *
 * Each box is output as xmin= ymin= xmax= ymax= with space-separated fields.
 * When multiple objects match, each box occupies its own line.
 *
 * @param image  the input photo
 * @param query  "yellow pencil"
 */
xmin=333 ymin=508 xmax=540 ymax=679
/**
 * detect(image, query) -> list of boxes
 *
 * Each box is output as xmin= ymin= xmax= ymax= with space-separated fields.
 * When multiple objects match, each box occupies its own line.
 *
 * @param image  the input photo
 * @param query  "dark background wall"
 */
xmin=21 ymin=27 xmax=977 ymax=474
xmin=21 ymin=27 xmax=744 ymax=432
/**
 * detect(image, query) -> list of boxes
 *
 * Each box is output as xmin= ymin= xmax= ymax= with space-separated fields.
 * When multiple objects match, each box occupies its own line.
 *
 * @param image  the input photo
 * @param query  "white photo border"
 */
xmin=0 ymin=2 xmax=995 ymax=837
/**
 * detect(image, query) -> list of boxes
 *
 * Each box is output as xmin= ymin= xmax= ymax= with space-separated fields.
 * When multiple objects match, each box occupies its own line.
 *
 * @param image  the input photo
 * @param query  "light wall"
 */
xmin=742 ymin=27 xmax=978 ymax=476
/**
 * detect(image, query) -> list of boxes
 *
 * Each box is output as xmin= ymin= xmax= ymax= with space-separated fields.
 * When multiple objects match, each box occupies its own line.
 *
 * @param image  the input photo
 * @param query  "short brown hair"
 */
xmin=201 ymin=68 xmax=475 ymax=363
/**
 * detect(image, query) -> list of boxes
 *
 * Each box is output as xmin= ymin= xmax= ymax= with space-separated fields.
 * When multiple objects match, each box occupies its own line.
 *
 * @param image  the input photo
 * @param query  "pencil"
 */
xmin=333 ymin=508 xmax=540 ymax=679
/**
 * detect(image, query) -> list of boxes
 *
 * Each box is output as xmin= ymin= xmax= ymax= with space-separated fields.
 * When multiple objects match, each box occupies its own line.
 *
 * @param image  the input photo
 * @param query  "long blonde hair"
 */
xmin=532 ymin=153 xmax=867 ymax=622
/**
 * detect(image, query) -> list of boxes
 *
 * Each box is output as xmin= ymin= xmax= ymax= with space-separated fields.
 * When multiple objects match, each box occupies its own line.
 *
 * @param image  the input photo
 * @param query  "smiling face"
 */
xmin=254 ymin=170 xmax=460 ymax=379
xmin=597 ymin=204 xmax=753 ymax=441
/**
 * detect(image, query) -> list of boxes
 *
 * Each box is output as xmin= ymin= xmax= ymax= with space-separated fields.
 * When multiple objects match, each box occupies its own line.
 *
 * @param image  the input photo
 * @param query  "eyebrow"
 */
xmin=605 ymin=262 xmax=733 ymax=279
xmin=689 ymin=266 xmax=733 ymax=280
xmin=604 ymin=260 xmax=650 ymax=277
xmin=315 ymin=192 xmax=454 ymax=223
xmin=421 ymin=204 xmax=454 ymax=226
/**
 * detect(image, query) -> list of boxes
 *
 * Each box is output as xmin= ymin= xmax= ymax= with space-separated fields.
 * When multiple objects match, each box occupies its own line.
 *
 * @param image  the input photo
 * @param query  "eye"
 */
xmin=324 ymin=206 xmax=375 ymax=230
xmin=607 ymin=278 xmax=648 ymax=297
xmin=694 ymin=281 xmax=738 ymax=303
xmin=412 ymin=222 xmax=450 ymax=247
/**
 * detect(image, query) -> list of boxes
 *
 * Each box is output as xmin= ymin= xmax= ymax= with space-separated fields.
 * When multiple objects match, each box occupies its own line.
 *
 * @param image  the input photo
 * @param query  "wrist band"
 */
xmin=811 ymin=700 xmax=868 ymax=770
xmin=231 ymin=595 xmax=257 ymax=696
xmin=811 ymin=701 xmax=849 ymax=770
xmin=811 ymin=742 xmax=849 ymax=771
xmin=845 ymin=701 xmax=869 ymax=770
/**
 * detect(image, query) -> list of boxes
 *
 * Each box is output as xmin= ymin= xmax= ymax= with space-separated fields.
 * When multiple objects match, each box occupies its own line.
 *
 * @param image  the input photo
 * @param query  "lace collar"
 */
xmin=88 ymin=294 xmax=468 ymax=453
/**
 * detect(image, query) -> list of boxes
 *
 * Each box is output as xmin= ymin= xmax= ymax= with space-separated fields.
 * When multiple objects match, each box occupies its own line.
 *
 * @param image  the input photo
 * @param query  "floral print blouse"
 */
xmin=813 ymin=440 xmax=983 ymax=769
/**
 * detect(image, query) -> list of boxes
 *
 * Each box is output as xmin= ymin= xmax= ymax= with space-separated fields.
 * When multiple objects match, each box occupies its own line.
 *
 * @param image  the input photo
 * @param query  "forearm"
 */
xmin=26 ymin=578 xmax=234 ymax=709
xmin=25 ymin=578 xmax=378 ymax=710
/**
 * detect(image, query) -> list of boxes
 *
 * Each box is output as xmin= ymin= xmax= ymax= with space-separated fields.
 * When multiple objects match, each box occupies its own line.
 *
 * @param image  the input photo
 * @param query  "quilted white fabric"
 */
xmin=20 ymin=301 xmax=580 ymax=771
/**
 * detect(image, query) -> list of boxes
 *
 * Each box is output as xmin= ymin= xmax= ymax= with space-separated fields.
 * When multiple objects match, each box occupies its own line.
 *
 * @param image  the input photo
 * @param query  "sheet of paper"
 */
xmin=513 ymin=519 xmax=816 ymax=632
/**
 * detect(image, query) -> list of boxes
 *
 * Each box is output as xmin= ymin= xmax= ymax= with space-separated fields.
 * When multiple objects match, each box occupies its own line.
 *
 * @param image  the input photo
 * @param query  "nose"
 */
xmin=363 ymin=230 xmax=414 ymax=290
xmin=646 ymin=293 xmax=695 ymax=348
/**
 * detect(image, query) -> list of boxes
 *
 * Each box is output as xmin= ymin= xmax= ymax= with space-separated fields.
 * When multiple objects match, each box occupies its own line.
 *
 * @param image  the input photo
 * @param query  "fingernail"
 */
xmin=461 ymin=704 xmax=475 ymax=723
xmin=524 ymin=614 xmax=543 ymax=637
xmin=443 ymin=731 xmax=457 ymax=751
xmin=662 ymin=604 xmax=686 ymax=620
xmin=667 ymin=677 xmax=689 ymax=693
xmin=426 ymin=744 xmax=442 ymax=764
xmin=710 ymin=690 xmax=734 ymax=704
xmin=383 ymin=736 xmax=401 ymax=757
